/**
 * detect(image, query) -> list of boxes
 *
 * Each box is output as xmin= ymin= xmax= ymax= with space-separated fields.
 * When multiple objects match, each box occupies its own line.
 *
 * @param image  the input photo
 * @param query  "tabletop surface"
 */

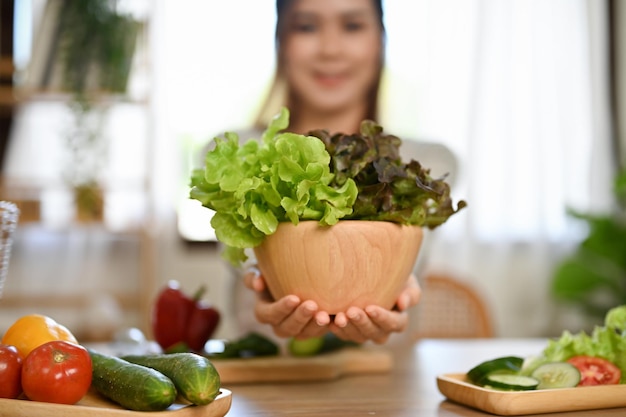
xmin=222 ymin=338 xmax=626 ymax=417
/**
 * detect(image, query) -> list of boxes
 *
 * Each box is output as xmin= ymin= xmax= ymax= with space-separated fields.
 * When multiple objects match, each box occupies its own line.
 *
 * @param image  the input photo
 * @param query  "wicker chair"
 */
xmin=413 ymin=273 xmax=494 ymax=339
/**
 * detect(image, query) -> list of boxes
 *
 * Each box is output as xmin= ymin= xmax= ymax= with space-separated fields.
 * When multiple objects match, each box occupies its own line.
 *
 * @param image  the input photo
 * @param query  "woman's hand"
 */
xmin=329 ymin=274 xmax=421 ymax=344
xmin=243 ymin=266 xmax=331 ymax=339
xmin=243 ymin=267 xmax=421 ymax=344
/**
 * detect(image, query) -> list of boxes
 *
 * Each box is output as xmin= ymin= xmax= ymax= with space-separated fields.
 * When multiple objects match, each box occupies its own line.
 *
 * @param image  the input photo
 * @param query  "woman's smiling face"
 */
xmin=281 ymin=0 xmax=383 ymax=115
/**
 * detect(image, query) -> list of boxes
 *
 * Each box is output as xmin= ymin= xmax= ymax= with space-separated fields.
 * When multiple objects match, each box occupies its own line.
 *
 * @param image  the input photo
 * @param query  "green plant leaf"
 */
xmin=550 ymin=169 xmax=626 ymax=320
xmin=552 ymin=258 xmax=618 ymax=300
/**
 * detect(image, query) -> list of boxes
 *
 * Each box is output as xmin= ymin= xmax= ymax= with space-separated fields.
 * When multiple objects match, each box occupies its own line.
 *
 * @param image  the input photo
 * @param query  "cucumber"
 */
xmin=89 ymin=349 xmax=177 ymax=411
xmin=288 ymin=333 xmax=360 ymax=357
xmin=519 ymin=355 xmax=550 ymax=377
xmin=467 ymin=356 xmax=525 ymax=385
xmin=208 ymin=332 xmax=279 ymax=358
xmin=531 ymin=362 xmax=581 ymax=389
xmin=317 ymin=333 xmax=359 ymax=353
xmin=288 ymin=336 xmax=325 ymax=357
xmin=484 ymin=374 xmax=540 ymax=391
xmin=122 ymin=352 xmax=220 ymax=405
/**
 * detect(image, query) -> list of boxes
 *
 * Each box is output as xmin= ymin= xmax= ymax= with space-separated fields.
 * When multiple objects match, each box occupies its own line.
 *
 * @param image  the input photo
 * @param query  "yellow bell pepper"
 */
xmin=2 ymin=314 xmax=78 ymax=358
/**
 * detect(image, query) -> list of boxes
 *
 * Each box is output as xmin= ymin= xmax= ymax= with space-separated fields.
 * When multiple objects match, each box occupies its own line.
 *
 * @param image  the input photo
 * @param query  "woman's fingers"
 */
xmin=331 ymin=308 xmax=388 ymax=344
xmin=255 ymin=297 xmax=328 ymax=338
xmin=254 ymin=294 xmax=300 ymax=325
xmin=243 ymin=265 xmax=265 ymax=292
xmin=365 ymin=305 xmax=409 ymax=334
xmin=244 ymin=268 xmax=419 ymax=343
xmin=243 ymin=266 xmax=331 ymax=338
xmin=331 ymin=310 xmax=372 ymax=344
xmin=331 ymin=305 xmax=409 ymax=344
xmin=296 ymin=312 xmax=332 ymax=339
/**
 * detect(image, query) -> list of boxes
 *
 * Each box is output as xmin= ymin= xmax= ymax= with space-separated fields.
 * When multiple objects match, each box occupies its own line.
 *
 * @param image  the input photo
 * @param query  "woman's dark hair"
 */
xmin=275 ymin=0 xmax=385 ymax=42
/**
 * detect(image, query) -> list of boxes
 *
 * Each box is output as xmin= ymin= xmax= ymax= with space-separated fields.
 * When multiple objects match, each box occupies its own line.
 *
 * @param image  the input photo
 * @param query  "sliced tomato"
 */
xmin=566 ymin=355 xmax=621 ymax=386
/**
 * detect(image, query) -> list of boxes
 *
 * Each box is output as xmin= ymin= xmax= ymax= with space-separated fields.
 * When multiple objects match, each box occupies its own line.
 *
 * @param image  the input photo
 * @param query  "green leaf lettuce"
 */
xmin=190 ymin=108 xmax=358 ymax=264
xmin=540 ymin=305 xmax=626 ymax=383
xmin=190 ymin=108 xmax=465 ymax=266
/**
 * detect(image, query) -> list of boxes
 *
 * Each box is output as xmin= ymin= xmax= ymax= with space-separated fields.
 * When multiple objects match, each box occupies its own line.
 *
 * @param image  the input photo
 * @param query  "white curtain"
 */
xmin=412 ymin=0 xmax=615 ymax=336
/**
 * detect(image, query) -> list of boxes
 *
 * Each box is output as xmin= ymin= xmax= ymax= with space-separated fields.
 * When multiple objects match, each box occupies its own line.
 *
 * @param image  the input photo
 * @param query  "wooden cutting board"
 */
xmin=0 ymin=389 xmax=232 ymax=417
xmin=211 ymin=347 xmax=393 ymax=384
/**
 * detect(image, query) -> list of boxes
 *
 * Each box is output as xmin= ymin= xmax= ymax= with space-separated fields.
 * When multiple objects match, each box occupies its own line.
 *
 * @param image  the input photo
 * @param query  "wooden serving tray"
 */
xmin=213 ymin=347 xmax=393 ymax=384
xmin=437 ymin=373 xmax=626 ymax=416
xmin=0 ymin=388 xmax=232 ymax=417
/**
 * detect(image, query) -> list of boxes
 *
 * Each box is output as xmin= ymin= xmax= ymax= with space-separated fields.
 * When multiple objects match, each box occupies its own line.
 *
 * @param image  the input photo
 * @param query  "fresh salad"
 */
xmin=467 ymin=305 xmax=626 ymax=391
xmin=190 ymin=107 xmax=466 ymax=266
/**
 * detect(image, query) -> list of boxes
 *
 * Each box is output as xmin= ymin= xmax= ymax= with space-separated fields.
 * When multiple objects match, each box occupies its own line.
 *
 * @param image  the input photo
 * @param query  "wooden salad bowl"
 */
xmin=253 ymin=221 xmax=423 ymax=314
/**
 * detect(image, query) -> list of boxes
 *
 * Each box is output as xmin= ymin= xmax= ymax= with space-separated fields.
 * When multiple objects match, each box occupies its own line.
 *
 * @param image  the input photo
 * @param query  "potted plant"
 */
xmin=62 ymin=98 xmax=106 ymax=222
xmin=551 ymin=169 xmax=626 ymax=323
xmin=190 ymin=108 xmax=466 ymax=312
xmin=55 ymin=0 xmax=141 ymax=221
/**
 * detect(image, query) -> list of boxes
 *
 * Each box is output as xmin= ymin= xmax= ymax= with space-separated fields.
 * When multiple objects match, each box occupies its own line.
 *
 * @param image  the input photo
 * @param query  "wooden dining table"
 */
xmin=222 ymin=338 xmax=626 ymax=417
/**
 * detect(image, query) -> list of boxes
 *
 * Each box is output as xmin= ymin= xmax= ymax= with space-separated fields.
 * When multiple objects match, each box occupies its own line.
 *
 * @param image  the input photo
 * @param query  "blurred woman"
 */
xmin=212 ymin=0 xmax=457 ymax=344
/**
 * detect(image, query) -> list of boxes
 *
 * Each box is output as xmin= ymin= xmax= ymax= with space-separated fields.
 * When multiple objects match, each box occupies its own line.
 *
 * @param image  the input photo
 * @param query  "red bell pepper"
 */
xmin=152 ymin=280 xmax=220 ymax=353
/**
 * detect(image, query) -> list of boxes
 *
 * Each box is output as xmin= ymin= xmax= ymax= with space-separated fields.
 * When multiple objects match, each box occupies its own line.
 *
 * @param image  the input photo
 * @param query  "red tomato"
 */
xmin=0 ymin=344 xmax=23 ymax=399
xmin=22 ymin=340 xmax=92 ymax=404
xmin=567 ymin=355 xmax=621 ymax=386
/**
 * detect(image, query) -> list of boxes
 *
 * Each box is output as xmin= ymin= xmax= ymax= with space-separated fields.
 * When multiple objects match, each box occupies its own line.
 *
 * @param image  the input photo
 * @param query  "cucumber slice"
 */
xmin=467 ymin=356 xmax=525 ymax=385
xmin=519 ymin=355 xmax=550 ymax=376
xmin=531 ymin=362 xmax=581 ymax=389
xmin=484 ymin=374 xmax=540 ymax=391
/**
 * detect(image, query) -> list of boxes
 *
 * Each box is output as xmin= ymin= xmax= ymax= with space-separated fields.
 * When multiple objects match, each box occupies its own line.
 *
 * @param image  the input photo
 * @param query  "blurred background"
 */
xmin=0 ymin=0 xmax=624 ymax=342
